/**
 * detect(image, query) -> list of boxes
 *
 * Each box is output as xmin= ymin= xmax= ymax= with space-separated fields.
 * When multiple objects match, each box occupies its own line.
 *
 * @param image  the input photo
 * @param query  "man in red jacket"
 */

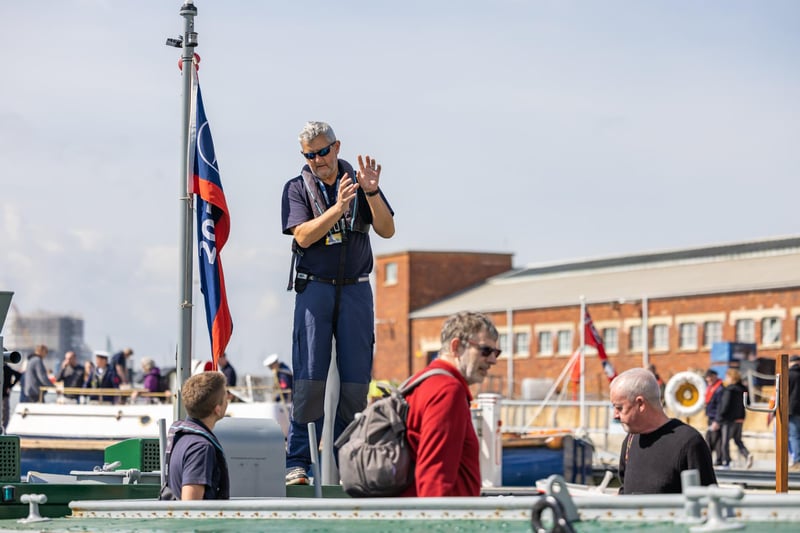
xmin=401 ymin=311 xmax=500 ymax=497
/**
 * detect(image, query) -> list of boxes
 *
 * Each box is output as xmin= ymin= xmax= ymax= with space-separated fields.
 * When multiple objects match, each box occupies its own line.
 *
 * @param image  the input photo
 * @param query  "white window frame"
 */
xmin=679 ymin=323 xmax=698 ymax=351
xmin=652 ymin=324 xmax=669 ymax=351
xmin=498 ymin=333 xmax=509 ymax=355
xmin=384 ymin=262 xmax=398 ymax=286
xmin=538 ymin=331 xmax=553 ymax=356
xmin=761 ymin=317 xmax=782 ymax=347
xmin=796 ymin=315 xmax=800 ymax=345
xmin=629 ymin=325 xmax=643 ymax=352
xmin=495 ymin=325 xmax=531 ymax=359
xmin=703 ymin=321 xmax=723 ymax=348
xmin=557 ymin=330 xmax=573 ymax=356
xmin=602 ymin=327 xmax=619 ymax=354
xmin=735 ymin=319 xmax=755 ymax=343
xmin=534 ymin=322 xmax=574 ymax=358
xmin=514 ymin=331 xmax=530 ymax=357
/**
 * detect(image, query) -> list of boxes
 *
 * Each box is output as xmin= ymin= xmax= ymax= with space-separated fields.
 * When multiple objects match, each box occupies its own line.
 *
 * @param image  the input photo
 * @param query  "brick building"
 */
xmin=373 ymin=236 xmax=800 ymax=399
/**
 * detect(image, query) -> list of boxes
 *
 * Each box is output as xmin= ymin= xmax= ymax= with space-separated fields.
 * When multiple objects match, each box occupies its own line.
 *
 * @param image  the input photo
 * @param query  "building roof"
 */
xmin=409 ymin=236 xmax=800 ymax=319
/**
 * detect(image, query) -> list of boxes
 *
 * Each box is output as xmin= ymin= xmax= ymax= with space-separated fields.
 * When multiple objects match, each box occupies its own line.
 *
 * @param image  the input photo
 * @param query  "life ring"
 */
xmin=664 ymin=371 xmax=706 ymax=417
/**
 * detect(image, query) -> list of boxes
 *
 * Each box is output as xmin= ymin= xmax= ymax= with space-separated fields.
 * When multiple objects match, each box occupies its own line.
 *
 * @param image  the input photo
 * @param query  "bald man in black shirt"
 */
xmin=610 ymin=367 xmax=717 ymax=494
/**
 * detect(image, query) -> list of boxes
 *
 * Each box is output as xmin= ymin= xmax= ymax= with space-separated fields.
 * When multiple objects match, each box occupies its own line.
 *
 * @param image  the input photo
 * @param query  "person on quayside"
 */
xmin=611 ymin=367 xmax=717 ymax=494
xmin=400 ymin=311 xmax=500 ymax=497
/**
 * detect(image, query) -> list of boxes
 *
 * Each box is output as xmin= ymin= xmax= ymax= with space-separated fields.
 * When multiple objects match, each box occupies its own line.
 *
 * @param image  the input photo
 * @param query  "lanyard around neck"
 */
xmin=302 ymin=173 xmax=357 ymax=233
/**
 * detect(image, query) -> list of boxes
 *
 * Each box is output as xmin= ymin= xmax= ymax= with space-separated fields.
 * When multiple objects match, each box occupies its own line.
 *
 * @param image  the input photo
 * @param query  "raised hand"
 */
xmin=357 ymin=155 xmax=381 ymax=194
xmin=336 ymin=174 xmax=358 ymax=214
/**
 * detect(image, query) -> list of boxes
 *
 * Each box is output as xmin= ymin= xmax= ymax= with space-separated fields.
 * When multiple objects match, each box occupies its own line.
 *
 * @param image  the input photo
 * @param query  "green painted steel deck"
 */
xmin=0 ymin=484 xmax=348 ymax=520
xmin=0 ymin=484 xmax=159 ymax=520
xmin=1 ymin=518 xmax=800 ymax=532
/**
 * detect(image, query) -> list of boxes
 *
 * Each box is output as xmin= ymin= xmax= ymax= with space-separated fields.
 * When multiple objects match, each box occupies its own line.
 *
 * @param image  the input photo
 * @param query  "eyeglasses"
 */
xmin=302 ymin=141 xmax=336 ymax=160
xmin=465 ymin=340 xmax=501 ymax=358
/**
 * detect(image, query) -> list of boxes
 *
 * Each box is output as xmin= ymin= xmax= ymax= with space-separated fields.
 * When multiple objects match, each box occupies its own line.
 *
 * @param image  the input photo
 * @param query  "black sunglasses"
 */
xmin=465 ymin=340 xmax=501 ymax=358
xmin=302 ymin=141 xmax=336 ymax=160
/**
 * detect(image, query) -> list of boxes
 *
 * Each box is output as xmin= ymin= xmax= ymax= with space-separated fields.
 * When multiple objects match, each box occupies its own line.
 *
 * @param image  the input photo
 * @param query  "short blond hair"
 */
xmin=724 ymin=368 xmax=742 ymax=386
xmin=182 ymin=372 xmax=226 ymax=419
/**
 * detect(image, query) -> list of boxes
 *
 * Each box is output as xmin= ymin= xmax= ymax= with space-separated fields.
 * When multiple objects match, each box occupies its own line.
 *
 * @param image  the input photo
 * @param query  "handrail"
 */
xmin=226 ymin=385 xmax=291 ymax=404
xmin=227 ymin=385 xmax=287 ymax=392
xmin=746 ymin=354 xmax=790 ymax=493
xmin=743 ymin=375 xmax=778 ymax=414
xmin=36 ymin=385 xmax=292 ymax=405
xmin=227 ymin=385 xmax=292 ymax=395
xmin=39 ymin=387 xmax=171 ymax=402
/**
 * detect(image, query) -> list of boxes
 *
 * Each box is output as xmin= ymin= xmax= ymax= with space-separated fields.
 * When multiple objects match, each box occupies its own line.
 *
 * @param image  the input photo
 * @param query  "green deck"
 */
xmin=0 ymin=518 xmax=800 ymax=532
xmin=0 ymin=483 xmax=159 ymax=520
xmin=0 ymin=483 xmax=347 ymax=520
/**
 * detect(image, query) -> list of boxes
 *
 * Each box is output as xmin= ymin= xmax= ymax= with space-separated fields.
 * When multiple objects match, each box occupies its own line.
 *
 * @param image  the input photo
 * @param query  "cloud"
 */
xmin=69 ymin=229 xmax=106 ymax=252
xmin=135 ymin=245 xmax=177 ymax=280
xmin=1 ymin=204 xmax=21 ymax=243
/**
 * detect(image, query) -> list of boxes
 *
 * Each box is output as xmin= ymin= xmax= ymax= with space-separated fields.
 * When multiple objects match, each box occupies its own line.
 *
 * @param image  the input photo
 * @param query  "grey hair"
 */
xmin=298 ymin=121 xmax=336 ymax=145
xmin=610 ymin=367 xmax=662 ymax=406
xmin=440 ymin=312 xmax=499 ymax=355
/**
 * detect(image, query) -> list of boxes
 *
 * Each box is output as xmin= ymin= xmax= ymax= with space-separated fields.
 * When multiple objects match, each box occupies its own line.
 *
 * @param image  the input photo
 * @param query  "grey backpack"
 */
xmin=334 ymin=368 xmax=453 ymax=497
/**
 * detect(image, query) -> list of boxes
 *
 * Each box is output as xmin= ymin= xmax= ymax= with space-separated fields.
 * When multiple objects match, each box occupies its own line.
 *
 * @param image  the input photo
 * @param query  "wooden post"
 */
xmin=776 ymin=353 xmax=789 ymax=493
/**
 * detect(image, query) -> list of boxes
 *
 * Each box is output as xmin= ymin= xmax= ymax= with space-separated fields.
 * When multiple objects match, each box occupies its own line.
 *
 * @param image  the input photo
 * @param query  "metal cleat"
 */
xmin=94 ymin=460 xmax=122 ymax=472
xmin=18 ymin=493 xmax=49 ymax=524
xmin=685 ymin=485 xmax=744 ymax=532
xmin=675 ymin=469 xmax=705 ymax=525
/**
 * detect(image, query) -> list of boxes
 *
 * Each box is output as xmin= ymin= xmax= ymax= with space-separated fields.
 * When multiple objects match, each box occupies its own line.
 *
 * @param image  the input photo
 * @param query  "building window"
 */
xmin=602 ymin=327 xmax=618 ymax=353
xmin=704 ymin=321 xmax=723 ymax=347
xmin=761 ymin=317 xmax=782 ymax=346
xmin=498 ymin=333 xmax=509 ymax=355
xmin=653 ymin=324 xmax=669 ymax=350
xmin=557 ymin=330 xmax=572 ymax=355
xmin=538 ymin=331 xmax=553 ymax=355
xmin=514 ymin=332 xmax=530 ymax=356
xmin=384 ymin=262 xmax=398 ymax=285
xmin=735 ymin=319 xmax=755 ymax=343
xmin=679 ymin=323 xmax=698 ymax=350
xmin=796 ymin=316 xmax=800 ymax=344
xmin=629 ymin=325 xmax=642 ymax=351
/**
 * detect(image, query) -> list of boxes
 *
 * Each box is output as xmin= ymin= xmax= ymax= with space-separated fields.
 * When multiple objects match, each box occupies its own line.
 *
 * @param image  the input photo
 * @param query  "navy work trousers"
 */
xmin=286 ymin=280 xmax=374 ymax=471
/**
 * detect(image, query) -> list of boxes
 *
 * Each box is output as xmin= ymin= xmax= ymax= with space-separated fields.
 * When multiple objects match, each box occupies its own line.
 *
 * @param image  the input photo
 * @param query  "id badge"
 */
xmin=326 ymin=232 xmax=343 ymax=246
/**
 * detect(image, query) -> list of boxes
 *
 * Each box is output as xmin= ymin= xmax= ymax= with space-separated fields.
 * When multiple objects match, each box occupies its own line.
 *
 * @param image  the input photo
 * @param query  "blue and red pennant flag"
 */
xmin=584 ymin=310 xmax=616 ymax=382
xmin=192 ymin=83 xmax=232 ymax=368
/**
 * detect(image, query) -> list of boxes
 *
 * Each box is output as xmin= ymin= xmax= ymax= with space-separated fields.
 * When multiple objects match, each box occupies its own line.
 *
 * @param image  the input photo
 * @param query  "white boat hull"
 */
xmin=6 ymin=401 xmax=289 ymax=440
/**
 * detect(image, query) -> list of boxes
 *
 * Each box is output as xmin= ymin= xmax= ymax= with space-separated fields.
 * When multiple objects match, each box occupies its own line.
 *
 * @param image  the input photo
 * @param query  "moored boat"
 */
xmin=6 ymin=387 xmax=289 ymax=475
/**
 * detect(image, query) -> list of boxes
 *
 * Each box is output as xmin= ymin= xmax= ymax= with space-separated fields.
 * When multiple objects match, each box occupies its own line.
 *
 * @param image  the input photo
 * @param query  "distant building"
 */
xmin=4 ymin=309 xmax=88 ymax=371
xmin=374 ymin=236 xmax=800 ymax=398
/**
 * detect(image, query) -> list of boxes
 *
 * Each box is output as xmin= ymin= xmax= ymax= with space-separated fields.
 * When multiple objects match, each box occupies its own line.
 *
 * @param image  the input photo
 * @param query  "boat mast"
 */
xmin=175 ymin=0 xmax=198 ymax=420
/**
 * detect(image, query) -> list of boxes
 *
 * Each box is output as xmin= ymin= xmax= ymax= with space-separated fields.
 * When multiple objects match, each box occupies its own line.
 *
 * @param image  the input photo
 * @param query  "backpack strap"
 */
xmin=398 ymin=368 xmax=454 ymax=397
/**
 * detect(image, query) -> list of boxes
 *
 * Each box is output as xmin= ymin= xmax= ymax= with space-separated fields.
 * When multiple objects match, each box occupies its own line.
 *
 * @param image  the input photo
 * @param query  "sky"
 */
xmin=1 ymin=1 xmax=798 ymax=376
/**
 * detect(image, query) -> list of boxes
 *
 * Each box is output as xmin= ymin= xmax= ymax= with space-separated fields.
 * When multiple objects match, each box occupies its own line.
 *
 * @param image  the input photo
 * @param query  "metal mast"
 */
xmin=173 ymin=1 xmax=198 ymax=420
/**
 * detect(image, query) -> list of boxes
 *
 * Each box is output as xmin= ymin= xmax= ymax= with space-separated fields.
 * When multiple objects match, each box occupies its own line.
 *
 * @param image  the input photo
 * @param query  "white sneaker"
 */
xmin=746 ymin=455 xmax=754 ymax=469
xmin=285 ymin=466 xmax=309 ymax=485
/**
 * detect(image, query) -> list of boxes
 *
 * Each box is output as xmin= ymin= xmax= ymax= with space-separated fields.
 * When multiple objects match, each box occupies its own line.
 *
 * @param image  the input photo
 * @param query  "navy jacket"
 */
xmin=788 ymin=364 xmax=800 ymax=417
